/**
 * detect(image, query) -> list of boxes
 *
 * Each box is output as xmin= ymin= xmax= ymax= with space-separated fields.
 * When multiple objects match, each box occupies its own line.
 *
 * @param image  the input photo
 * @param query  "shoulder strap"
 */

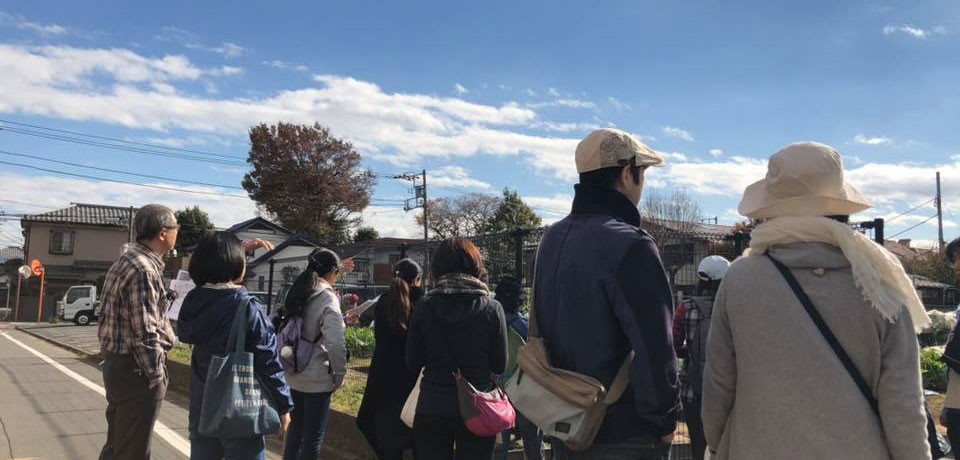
xmin=226 ymin=296 xmax=254 ymax=353
xmin=767 ymin=255 xmax=880 ymax=417
xmin=528 ymin=242 xmax=543 ymax=339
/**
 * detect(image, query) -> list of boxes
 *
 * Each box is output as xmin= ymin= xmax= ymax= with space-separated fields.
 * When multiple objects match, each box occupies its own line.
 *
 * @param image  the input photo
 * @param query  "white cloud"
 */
xmin=454 ymin=83 xmax=469 ymax=96
xmin=524 ymin=194 xmax=573 ymax=224
xmin=358 ymin=206 xmax=421 ymax=238
xmin=430 ymin=166 xmax=492 ymax=190
xmin=157 ymin=26 xmax=246 ymax=58
xmin=607 ymin=96 xmax=632 ymax=111
xmin=263 ymin=60 xmax=308 ymax=72
xmin=529 ymin=121 xmax=600 ymax=133
xmin=854 ymin=133 xmax=893 ymax=146
xmin=0 ymin=12 xmax=68 ymax=36
xmin=547 ymin=87 xmax=561 ymax=97
xmin=654 ymin=156 xmax=768 ymax=196
xmin=883 ymin=25 xmax=946 ymax=39
xmin=0 ymin=42 xmax=585 ymax=180
xmin=662 ymin=126 xmax=695 ymax=142
xmin=658 ymin=151 xmax=689 ymax=162
xmin=709 ymin=149 xmax=723 ymax=157
xmin=209 ymin=65 xmax=243 ymax=76
xmin=528 ymin=98 xmax=596 ymax=110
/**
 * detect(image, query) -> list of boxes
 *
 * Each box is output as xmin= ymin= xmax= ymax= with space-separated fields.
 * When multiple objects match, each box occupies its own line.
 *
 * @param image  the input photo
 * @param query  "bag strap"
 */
xmin=767 ymin=255 xmax=880 ymax=417
xmin=226 ymin=296 xmax=254 ymax=353
xmin=529 ymin=238 xmax=634 ymax=402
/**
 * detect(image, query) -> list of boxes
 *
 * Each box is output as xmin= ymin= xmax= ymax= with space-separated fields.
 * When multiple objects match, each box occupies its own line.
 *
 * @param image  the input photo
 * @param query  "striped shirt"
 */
xmin=97 ymin=243 xmax=176 ymax=380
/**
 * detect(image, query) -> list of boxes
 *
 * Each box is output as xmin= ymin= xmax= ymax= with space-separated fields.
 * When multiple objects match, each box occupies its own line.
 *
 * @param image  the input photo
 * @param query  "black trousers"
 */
xmin=413 ymin=413 xmax=495 ymax=460
xmin=98 ymin=352 xmax=167 ymax=460
xmin=685 ymin=396 xmax=707 ymax=460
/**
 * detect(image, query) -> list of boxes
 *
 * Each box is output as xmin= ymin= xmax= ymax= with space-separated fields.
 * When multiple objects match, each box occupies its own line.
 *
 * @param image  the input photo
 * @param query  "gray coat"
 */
xmin=285 ymin=285 xmax=348 ymax=394
xmin=703 ymin=243 xmax=930 ymax=460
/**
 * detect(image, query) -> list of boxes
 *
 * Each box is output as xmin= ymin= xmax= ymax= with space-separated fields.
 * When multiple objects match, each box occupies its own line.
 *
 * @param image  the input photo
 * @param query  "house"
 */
xmin=225 ymin=217 xmax=296 ymax=261
xmin=19 ymin=203 xmax=136 ymax=320
xmin=641 ymin=219 xmax=739 ymax=294
xmin=244 ymin=235 xmax=322 ymax=307
xmin=333 ymin=237 xmax=423 ymax=289
xmin=910 ymin=274 xmax=959 ymax=310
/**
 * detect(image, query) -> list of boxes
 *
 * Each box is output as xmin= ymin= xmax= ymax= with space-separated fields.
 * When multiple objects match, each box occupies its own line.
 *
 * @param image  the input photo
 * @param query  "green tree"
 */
xmin=483 ymin=188 xmax=543 ymax=234
xmin=242 ymin=122 xmax=376 ymax=246
xmin=174 ymin=206 xmax=215 ymax=250
xmin=353 ymin=227 xmax=380 ymax=243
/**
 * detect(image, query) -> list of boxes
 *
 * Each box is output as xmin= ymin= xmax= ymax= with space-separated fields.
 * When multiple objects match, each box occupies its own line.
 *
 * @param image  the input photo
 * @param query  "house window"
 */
xmin=50 ymin=230 xmax=75 ymax=255
xmin=258 ymin=276 xmax=265 ymax=291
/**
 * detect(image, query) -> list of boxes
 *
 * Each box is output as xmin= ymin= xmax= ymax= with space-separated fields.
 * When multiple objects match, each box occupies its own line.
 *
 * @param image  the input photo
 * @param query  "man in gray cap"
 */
xmin=533 ymin=128 xmax=679 ymax=459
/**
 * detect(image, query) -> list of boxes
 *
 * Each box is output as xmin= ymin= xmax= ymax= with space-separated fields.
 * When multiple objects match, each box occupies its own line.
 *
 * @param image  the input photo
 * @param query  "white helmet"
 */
xmin=697 ymin=255 xmax=731 ymax=282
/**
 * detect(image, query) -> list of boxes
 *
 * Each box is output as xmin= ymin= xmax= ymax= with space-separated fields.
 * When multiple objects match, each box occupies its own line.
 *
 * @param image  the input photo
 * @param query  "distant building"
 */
xmin=19 ymin=203 xmax=136 ymax=320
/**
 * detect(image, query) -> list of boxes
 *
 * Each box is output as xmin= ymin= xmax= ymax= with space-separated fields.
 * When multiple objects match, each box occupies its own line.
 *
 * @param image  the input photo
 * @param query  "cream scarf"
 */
xmin=746 ymin=216 xmax=930 ymax=332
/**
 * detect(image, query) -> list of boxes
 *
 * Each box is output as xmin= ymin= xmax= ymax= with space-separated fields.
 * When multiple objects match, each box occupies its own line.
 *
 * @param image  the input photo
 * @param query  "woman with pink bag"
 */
xmin=405 ymin=239 xmax=510 ymax=460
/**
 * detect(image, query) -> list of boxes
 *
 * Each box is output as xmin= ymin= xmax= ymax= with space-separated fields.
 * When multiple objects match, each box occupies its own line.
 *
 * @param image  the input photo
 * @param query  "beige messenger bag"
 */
xmin=503 ymin=244 xmax=633 ymax=451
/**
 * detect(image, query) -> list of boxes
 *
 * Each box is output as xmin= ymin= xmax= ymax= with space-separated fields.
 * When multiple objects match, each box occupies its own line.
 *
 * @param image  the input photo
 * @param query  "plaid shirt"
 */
xmin=97 ymin=243 xmax=176 ymax=380
xmin=674 ymin=299 xmax=705 ymax=405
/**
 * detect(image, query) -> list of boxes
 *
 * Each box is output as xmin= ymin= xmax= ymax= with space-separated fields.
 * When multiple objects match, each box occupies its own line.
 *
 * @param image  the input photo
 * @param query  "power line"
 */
xmin=0 ymin=118 xmax=245 ymax=160
xmin=0 ymin=198 xmax=61 ymax=210
xmin=0 ymin=149 xmax=247 ymax=190
xmin=888 ymin=214 xmax=938 ymax=239
xmin=0 ymin=159 xmax=250 ymax=198
xmin=886 ymin=198 xmax=936 ymax=224
xmin=430 ymin=184 xmax=568 ymax=217
xmin=0 ymin=126 xmax=247 ymax=165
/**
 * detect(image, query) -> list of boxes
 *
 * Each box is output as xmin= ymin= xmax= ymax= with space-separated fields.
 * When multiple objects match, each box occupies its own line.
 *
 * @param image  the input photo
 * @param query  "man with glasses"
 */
xmin=98 ymin=204 xmax=179 ymax=460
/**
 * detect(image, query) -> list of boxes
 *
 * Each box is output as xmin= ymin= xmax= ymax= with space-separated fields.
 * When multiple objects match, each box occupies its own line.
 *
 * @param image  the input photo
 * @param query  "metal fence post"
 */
xmin=514 ymin=228 xmax=526 ymax=281
xmin=399 ymin=242 xmax=407 ymax=260
xmin=873 ymin=218 xmax=885 ymax=244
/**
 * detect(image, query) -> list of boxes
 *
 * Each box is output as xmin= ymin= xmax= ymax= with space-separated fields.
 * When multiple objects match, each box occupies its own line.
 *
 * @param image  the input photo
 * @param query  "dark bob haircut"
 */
xmin=431 ymin=238 xmax=486 ymax=280
xmin=188 ymin=231 xmax=246 ymax=286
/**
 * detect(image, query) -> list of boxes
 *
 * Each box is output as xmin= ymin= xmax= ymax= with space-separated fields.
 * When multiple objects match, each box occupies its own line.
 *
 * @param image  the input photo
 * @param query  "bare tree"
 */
xmin=640 ymin=189 xmax=703 ymax=236
xmin=417 ymin=193 xmax=502 ymax=239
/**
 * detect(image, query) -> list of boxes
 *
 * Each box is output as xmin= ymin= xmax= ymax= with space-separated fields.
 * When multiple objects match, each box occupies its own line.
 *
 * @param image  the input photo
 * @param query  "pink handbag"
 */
xmin=455 ymin=371 xmax=516 ymax=437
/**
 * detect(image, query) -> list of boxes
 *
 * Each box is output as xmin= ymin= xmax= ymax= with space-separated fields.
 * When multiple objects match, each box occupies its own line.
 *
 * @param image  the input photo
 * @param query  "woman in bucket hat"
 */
xmin=701 ymin=142 xmax=932 ymax=460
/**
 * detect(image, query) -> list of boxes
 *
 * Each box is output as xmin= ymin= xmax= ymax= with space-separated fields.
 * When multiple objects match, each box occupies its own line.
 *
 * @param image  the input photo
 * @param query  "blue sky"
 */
xmin=0 ymin=0 xmax=958 ymax=247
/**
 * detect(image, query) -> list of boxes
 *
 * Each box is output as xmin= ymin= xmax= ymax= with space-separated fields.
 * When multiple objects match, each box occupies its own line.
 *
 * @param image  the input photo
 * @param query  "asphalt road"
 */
xmin=0 ymin=323 xmax=191 ymax=460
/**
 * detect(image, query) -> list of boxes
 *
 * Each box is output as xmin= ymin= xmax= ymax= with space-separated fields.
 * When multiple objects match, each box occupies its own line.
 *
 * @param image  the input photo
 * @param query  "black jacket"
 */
xmin=405 ymin=292 xmax=507 ymax=417
xmin=534 ymin=184 xmax=680 ymax=442
xmin=177 ymin=287 xmax=294 ymax=434
xmin=357 ymin=296 xmax=419 ymax=453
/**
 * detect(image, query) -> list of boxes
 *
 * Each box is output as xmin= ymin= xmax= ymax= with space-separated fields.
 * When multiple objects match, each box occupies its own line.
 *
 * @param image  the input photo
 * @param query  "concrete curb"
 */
xmin=12 ymin=324 xmax=375 ymax=459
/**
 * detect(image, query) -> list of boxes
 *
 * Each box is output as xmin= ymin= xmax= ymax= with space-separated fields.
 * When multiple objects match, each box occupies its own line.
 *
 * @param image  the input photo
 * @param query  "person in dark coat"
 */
xmin=406 ymin=239 xmax=508 ymax=460
xmin=357 ymin=258 xmax=425 ymax=459
xmin=177 ymin=231 xmax=293 ymax=460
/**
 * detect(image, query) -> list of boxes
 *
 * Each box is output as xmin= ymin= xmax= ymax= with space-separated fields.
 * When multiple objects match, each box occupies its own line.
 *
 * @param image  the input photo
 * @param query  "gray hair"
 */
xmin=135 ymin=204 xmax=176 ymax=243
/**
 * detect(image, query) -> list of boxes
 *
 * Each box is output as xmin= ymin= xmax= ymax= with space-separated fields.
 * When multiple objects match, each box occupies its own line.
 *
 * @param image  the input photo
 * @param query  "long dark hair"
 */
xmin=283 ymin=248 xmax=341 ymax=318
xmin=431 ymin=238 xmax=486 ymax=281
xmin=385 ymin=258 xmax=422 ymax=332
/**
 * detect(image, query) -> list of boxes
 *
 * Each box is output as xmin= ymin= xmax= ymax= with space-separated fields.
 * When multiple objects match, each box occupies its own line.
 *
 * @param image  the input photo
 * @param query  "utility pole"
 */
xmin=397 ymin=171 xmax=430 ymax=287
xmin=937 ymin=171 xmax=945 ymax=254
xmin=127 ymin=206 xmax=135 ymax=243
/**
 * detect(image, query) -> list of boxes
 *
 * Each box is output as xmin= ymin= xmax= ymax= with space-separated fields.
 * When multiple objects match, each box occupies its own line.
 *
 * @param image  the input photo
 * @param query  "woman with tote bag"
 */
xmin=177 ymin=232 xmax=293 ymax=460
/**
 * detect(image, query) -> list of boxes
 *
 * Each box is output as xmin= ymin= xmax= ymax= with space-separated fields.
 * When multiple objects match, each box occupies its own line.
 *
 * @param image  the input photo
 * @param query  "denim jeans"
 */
xmin=283 ymin=390 xmax=333 ymax=460
xmin=190 ymin=433 xmax=265 ymax=460
xmin=492 ymin=412 xmax=544 ymax=460
xmin=552 ymin=436 xmax=671 ymax=460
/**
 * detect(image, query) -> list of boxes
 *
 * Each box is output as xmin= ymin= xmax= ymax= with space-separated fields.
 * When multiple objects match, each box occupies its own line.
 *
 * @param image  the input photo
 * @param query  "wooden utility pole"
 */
xmin=937 ymin=171 xmax=945 ymax=254
xmin=421 ymin=169 xmax=429 ymax=287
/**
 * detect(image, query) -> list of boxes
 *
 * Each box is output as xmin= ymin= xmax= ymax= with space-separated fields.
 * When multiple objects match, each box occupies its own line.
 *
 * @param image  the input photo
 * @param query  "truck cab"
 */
xmin=57 ymin=285 xmax=99 ymax=325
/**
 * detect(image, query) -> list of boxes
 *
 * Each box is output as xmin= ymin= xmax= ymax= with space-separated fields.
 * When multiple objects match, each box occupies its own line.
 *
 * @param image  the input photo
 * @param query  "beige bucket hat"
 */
xmin=575 ymin=128 xmax=664 ymax=174
xmin=738 ymin=142 xmax=871 ymax=219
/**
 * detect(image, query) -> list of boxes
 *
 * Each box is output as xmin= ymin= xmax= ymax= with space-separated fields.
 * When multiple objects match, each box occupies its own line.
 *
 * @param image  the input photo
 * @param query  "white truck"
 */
xmin=57 ymin=285 xmax=99 ymax=325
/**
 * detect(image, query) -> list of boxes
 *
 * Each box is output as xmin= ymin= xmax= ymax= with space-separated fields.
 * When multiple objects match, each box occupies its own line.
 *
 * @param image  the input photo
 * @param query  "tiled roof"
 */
xmin=910 ymin=274 xmax=957 ymax=290
xmin=22 ymin=203 xmax=134 ymax=227
xmin=334 ymin=237 xmax=423 ymax=259
xmin=226 ymin=217 xmax=293 ymax=235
